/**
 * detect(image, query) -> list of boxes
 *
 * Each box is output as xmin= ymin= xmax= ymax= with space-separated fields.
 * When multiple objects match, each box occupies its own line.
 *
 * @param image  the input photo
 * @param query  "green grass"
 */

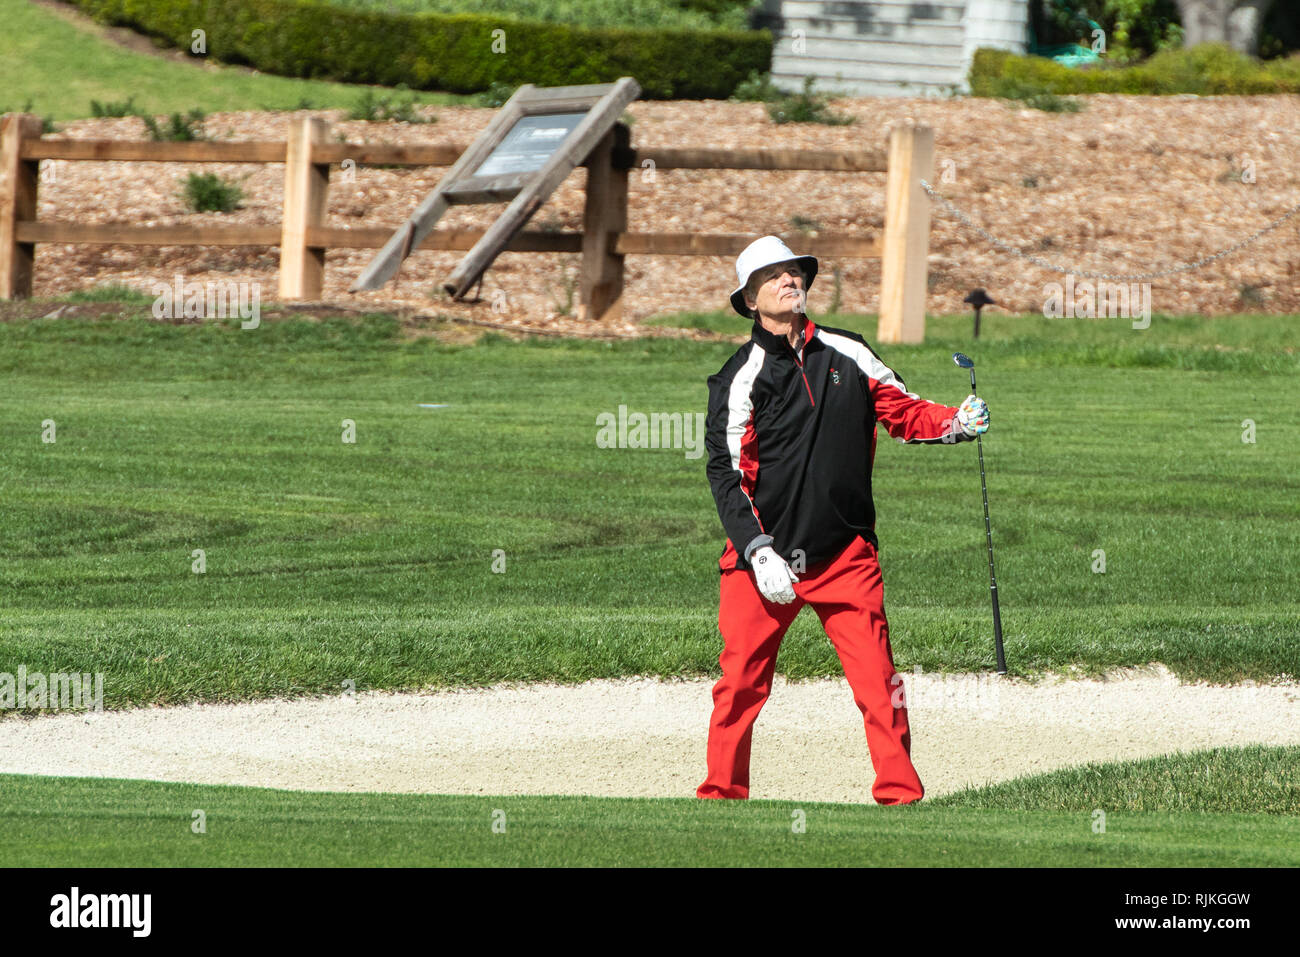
xmin=0 ymin=0 xmax=473 ymax=120
xmin=0 ymin=309 xmax=1297 ymax=714
xmin=2 ymin=745 xmax=1296 ymax=865
xmin=932 ymin=745 xmax=1300 ymax=815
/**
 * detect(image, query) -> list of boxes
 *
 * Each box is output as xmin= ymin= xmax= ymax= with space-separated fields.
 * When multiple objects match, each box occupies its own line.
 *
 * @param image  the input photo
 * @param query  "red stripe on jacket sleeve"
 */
xmin=738 ymin=411 xmax=764 ymax=532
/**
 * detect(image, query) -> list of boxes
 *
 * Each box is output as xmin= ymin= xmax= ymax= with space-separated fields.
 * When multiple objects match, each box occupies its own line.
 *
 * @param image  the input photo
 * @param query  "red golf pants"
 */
xmin=697 ymin=535 xmax=924 ymax=805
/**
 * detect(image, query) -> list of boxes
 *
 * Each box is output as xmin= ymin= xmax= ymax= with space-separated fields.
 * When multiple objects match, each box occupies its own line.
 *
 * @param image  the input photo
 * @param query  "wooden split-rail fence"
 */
xmin=0 ymin=113 xmax=934 ymax=342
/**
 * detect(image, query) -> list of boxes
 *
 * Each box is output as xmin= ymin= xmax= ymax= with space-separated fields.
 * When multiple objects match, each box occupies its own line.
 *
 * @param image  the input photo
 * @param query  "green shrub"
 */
xmin=90 ymin=96 xmax=138 ymax=118
xmin=63 ymin=0 xmax=771 ymax=100
xmin=142 ymin=109 xmax=206 ymax=141
xmin=767 ymin=76 xmax=855 ymax=125
xmin=348 ymin=87 xmax=435 ymax=123
xmin=2 ymin=99 xmax=58 ymax=133
xmin=730 ymin=69 xmax=779 ymax=102
xmin=988 ymin=74 xmax=1085 ymax=111
xmin=472 ymin=81 xmax=517 ymax=108
xmin=970 ymin=44 xmax=1300 ymax=97
xmin=1024 ymin=92 xmax=1083 ymax=112
xmin=180 ymin=172 xmax=243 ymax=213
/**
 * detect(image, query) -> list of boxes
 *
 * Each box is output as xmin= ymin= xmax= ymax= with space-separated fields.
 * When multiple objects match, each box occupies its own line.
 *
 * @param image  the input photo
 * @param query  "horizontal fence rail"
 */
xmin=13 ymin=223 xmax=884 ymax=257
xmin=20 ymin=139 xmax=890 ymax=173
xmin=1 ymin=113 xmax=930 ymax=341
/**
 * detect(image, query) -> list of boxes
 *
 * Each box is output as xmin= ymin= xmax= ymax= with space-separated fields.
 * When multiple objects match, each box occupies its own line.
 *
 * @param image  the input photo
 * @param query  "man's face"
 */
xmin=744 ymin=260 xmax=806 ymax=321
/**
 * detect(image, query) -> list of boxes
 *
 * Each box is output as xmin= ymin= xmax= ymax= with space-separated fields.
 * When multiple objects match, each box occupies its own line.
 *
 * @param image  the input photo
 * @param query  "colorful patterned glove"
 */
xmin=957 ymin=395 xmax=990 ymax=436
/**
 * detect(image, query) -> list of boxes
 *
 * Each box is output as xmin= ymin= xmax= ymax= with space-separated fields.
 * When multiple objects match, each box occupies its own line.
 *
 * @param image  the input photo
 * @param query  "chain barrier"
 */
xmin=919 ymin=179 xmax=1300 ymax=283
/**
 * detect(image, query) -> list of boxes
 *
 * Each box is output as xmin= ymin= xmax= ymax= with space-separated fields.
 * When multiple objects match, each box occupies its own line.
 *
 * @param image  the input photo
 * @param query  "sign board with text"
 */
xmin=351 ymin=79 xmax=641 ymax=299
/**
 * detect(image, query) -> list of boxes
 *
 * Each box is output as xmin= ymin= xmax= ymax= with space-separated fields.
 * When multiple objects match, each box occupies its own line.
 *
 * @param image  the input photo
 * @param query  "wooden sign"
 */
xmin=350 ymin=78 xmax=641 ymax=299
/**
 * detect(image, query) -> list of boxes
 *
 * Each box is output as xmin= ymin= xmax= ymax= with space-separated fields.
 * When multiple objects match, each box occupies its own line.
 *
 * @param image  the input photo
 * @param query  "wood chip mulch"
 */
xmin=13 ymin=93 xmax=1300 ymax=338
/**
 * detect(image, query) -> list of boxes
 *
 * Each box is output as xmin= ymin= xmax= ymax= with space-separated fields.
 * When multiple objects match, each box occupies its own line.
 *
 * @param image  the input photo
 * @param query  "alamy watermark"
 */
xmin=596 ymin=405 xmax=706 ymax=460
xmin=0 ymin=666 xmax=104 ymax=711
xmin=152 ymin=274 xmax=261 ymax=329
xmin=50 ymin=887 xmax=150 ymax=937
xmin=890 ymin=665 xmax=1002 ymax=716
xmin=1043 ymin=275 xmax=1151 ymax=329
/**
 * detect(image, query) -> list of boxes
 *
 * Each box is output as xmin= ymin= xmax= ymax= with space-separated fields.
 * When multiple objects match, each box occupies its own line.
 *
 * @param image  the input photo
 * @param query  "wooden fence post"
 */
xmin=577 ymin=122 xmax=629 ymax=322
xmin=1 ymin=114 xmax=43 ymax=300
xmin=280 ymin=117 xmax=330 ymax=301
xmin=878 ymin=123 xmax=934 ymax=344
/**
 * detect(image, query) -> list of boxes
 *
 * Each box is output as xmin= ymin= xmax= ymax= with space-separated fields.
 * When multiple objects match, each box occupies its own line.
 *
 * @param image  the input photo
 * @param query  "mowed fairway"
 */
xmin=1 ymin=309 xmax=1297 ymax=714
xmin=1 ymin=746 xmax=1297 ymax=866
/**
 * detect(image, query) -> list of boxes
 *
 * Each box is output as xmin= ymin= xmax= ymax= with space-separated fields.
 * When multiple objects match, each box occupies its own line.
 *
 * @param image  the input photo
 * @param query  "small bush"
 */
xmin=90 ymin=96 xmax=138 ymax=118
xmin=730 ymin=69 xmax=779 ymax=102
xmin=827 ymin=265 xmax=842 ymax=314
xmin=3 ymin=99 xmax=58 ymax=133
xmin=142 ymin=110 xmax=206 ymax=141
xmin=472 ymin=81 xmax=517 ymax=108
xmin=550 ymin=254 xmax=581 ymax=316
xmin=262 ymin=96 xmax=321 ymax=112
xmin=1001 ymin=82 xmax=1085 ymax=112
xmin=348 ymin=87 xmax=435 ymax=124
xmin=767 ymin=77 xmax=855 ymax=126
xmin=180 ymin=172 xmax=243 ymax=213
xmin=1031 ymin=93 xmax=1082 ymax=112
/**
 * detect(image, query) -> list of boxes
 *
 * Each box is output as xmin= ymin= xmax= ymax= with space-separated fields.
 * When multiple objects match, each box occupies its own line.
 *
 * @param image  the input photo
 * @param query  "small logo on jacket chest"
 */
xmin=830 ymin=368 xmax=841 ymax=385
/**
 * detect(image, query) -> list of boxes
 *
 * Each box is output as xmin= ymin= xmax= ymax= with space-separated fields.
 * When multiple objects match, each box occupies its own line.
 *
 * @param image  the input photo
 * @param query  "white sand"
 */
xmin=2 ymin=664 xmax=1296 ymax=803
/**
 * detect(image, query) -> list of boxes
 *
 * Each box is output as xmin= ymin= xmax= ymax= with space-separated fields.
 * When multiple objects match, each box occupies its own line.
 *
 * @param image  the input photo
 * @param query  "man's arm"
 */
xmin=856 ymin=345 xmax=971 ymax=444
xmin=871 ymin=372 xmax=970 ymax=444
xmin=815 ymin=327 xmax=973 ymax=444
xmin=705 ymin=350 xmax=772 ymax=565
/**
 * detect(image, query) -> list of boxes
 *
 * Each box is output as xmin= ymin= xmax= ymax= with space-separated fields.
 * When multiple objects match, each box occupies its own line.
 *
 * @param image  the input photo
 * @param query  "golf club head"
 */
xmin=952 ymin=353 xmax=974 ymax=369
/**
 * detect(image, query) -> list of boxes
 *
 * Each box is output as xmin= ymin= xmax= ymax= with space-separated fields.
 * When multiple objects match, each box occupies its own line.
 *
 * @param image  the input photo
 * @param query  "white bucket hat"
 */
xmin=730 ymin=235 xmax=818 ymax=318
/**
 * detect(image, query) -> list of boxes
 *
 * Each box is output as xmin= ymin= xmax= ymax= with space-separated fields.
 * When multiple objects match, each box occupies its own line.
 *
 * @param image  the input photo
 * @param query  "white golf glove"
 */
xmin=956 ymin=395 xmax=990 ymax=436
xmin=751 ymin=546 xmax=799 ymax=604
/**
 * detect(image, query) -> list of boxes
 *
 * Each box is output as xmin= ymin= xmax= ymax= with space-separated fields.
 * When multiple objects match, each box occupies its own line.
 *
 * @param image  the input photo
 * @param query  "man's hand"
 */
xmin=956 ymin=395 xmax=990 ymax=437
xmin=751 ymin=546 xmax=799 ymax=604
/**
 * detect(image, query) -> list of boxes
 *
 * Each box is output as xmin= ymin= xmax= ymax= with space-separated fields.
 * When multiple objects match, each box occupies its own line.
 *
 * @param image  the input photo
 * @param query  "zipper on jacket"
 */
xmin=791 ymin=343 xmax=815 ymax=406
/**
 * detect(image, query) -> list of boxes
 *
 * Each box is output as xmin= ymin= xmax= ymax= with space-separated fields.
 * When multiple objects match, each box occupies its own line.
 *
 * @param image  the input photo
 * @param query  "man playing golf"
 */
xmin=699 ymin=236 xmax=990 ymax=804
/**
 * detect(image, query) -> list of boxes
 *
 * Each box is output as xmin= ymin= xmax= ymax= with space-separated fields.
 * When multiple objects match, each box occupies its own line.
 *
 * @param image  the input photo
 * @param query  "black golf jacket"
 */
xmin=706 ymin=319 xmax=972 ymax=573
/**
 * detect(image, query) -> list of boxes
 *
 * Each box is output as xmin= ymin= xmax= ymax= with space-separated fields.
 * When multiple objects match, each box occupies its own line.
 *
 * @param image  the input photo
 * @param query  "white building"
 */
xmin=759 ymin=0 xmax=1032 ymax=97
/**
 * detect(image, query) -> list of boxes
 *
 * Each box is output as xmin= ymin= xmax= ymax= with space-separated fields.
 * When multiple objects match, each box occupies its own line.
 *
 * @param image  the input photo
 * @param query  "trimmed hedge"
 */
xmin=65 ymin=0 xmax=772 ymax=99
xmin=971 ymin=44 xmax=1300 ymax=97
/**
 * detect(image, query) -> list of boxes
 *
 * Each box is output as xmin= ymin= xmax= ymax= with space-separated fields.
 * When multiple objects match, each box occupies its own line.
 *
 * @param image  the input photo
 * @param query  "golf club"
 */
xmin=953 ymin=352 xmax=1007 ymax=675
